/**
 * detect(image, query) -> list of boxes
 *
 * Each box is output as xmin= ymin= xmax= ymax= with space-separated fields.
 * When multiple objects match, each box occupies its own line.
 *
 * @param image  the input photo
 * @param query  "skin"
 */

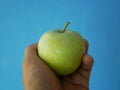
xmin=22 ymin=39 xmax=94 ymax=90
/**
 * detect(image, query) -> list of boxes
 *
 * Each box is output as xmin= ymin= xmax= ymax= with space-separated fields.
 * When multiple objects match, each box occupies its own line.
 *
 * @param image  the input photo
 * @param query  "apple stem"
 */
xmin=62 ymin=22 xmax=70 ymax=33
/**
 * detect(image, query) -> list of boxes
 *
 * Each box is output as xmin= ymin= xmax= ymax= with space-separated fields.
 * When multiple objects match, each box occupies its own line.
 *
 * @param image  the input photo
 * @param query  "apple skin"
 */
xmin=38 ymin=30 xmax=85 ymax=76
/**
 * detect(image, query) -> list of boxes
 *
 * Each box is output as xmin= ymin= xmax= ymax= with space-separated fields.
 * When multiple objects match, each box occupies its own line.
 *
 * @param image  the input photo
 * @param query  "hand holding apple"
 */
xmin=23 ymin=39 xmax=94 ymax=90
xmin=38 ymin=22 xmax=85 ymax=75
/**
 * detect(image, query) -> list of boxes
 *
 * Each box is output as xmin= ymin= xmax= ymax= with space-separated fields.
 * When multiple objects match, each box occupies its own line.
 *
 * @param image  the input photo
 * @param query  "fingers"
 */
xmin=62 ymin=54 xmax=93 ymax=90
xmin=78 ymin=54 xmax=94 ymax=80
xmin=84 ymin=39 xmax=89 ymax=54
xmin=79 ymin=39 xmax=94 ymax=80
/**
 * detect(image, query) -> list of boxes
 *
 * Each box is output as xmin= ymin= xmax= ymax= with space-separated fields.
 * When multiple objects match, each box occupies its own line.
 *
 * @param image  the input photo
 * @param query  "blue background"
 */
xmin=0 ymin=0 xmax=120 ymax=90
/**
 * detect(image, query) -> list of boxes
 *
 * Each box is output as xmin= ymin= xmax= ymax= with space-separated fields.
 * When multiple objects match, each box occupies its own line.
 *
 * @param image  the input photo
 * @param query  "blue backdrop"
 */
xmin=0 ymin=0 xmax=120 ymax=90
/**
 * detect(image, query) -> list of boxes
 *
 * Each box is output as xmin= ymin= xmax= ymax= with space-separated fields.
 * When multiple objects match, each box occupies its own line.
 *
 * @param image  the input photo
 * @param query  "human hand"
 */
xmin=22 ymin=39 xmax=94 ymax=90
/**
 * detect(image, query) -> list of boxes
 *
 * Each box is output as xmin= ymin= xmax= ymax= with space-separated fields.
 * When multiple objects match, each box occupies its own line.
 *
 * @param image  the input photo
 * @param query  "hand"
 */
xmin=22 ymin=40 xmax=94 ymax=90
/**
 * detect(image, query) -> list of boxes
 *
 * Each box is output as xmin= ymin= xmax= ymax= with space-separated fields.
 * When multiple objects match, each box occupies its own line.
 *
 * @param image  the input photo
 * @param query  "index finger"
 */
xmin=84 ymin=39 xmax=89 ymax=54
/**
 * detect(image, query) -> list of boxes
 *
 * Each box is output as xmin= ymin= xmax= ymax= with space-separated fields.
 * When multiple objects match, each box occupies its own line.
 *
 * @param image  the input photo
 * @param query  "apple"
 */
xmin=38 ymin=22 xmax=85 ymax=76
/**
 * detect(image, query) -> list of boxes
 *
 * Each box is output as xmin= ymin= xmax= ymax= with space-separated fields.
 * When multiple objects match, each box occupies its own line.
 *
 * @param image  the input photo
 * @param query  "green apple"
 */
xmin=38 ymin=22 xmax=85 ymax=76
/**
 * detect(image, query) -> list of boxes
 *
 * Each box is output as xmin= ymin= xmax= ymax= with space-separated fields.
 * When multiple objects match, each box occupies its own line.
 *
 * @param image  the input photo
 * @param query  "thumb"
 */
xmin=78 ymin=54 xmax=94 ymax=80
